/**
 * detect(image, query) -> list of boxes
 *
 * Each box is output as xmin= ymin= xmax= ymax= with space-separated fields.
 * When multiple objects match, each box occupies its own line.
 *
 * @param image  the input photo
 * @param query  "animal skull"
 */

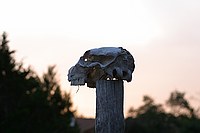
xmin=68 ymin=47 xmax=135 ymax=88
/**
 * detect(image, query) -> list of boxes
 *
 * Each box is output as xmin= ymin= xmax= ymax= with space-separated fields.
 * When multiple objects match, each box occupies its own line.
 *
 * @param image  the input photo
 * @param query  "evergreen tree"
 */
xmin=0 ymin=32 xmax=39 ymax=132
xmin=0 ymin=32 xmax=79 ymax=133
xmin=28 ymin=65 xmax=79 ymax=133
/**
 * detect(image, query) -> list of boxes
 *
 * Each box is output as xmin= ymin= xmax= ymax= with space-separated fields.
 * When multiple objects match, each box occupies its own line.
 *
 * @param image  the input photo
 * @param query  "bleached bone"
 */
xmin=68 ymin=47 xmax=135 ymax=88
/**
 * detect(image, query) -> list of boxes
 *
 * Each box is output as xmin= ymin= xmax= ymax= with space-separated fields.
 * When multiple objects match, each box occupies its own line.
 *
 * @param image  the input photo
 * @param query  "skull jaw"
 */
xmin=68 ymin=66 xmax=87 ymax=86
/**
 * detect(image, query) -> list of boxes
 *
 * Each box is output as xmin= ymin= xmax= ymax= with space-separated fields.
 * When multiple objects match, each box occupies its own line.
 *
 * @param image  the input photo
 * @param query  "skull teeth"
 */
xmin=71 ymin=78 xmax=85 ymax=86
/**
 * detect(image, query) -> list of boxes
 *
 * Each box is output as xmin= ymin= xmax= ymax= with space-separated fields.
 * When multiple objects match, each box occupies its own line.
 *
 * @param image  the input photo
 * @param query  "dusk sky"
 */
xmin=1 ymin=0 xmax=200 ymax=117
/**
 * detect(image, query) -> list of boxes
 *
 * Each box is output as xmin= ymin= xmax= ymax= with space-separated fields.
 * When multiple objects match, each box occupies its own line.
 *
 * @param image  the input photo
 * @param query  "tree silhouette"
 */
xmin=166 ymin=90 xmax=195 ymax=117
xmin=136 ymin=95 xmax=164 ymax=116
xmin=125 ymin=93 xmax=200 ymax=133
xmin=0 ymin=32 xmax=79 ymax=133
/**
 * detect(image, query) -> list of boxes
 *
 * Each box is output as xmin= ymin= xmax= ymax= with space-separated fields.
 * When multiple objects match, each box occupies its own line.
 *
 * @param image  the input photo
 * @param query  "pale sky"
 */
xmin=1 ymin=0 xmax=200 ymax=118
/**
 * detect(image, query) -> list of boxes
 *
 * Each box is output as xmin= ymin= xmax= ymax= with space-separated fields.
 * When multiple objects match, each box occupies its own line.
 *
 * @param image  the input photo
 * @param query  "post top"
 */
xmin=68 ymin=47 xmax=135 ymax=88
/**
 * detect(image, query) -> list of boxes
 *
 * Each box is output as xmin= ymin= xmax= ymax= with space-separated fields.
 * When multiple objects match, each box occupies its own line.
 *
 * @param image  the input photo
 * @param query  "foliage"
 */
xmin=125 ymin=91 xmax=200 ymax=133
xmin=166 ymin=90 xmax=195 ymax=117
xmin=0 ymin=32 xmax=79 ymax=133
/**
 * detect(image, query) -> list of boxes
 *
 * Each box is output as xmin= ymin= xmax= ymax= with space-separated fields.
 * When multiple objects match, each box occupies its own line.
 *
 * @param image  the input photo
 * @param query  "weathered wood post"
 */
xmin=68 ymin=47 xmax=135 ymax=133
xmin=96 ymin=80 xmax=124 ymax=133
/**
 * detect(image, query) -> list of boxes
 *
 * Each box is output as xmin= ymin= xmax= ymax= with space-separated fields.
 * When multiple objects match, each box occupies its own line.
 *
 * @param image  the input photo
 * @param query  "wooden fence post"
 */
xmin=67 ymin=47 xmax=135 ymax=133
xmin=96 ymin=80 xmax=124 ymax=133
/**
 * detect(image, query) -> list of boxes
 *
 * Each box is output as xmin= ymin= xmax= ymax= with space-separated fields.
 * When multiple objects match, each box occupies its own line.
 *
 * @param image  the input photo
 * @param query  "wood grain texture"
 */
xmin=95 ymin=80 xmax=124 ymax=133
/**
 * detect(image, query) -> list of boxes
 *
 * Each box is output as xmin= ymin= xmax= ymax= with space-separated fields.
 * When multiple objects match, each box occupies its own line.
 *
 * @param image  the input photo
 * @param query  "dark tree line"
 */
xmin=0 ymin=32 xmax=79 ymax=133
xmin=125 ymin=91 xmax=200 ymax=133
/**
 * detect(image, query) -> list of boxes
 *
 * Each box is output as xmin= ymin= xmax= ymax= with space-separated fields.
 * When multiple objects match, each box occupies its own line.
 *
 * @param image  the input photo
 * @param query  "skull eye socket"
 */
xmin=113 ymin=69 xmax=117 ymax=77
xmin=83 ymin=56 xmax=94 ymax=62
